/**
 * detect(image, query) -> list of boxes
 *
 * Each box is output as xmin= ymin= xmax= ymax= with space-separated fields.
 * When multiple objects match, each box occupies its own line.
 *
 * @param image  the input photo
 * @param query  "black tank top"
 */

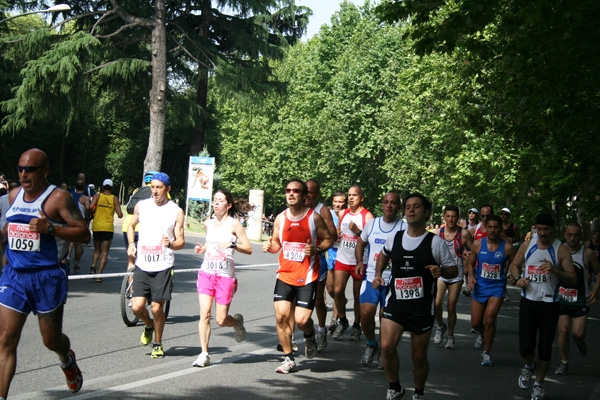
xmin=386 ymin=231 xmax=437 ymax=316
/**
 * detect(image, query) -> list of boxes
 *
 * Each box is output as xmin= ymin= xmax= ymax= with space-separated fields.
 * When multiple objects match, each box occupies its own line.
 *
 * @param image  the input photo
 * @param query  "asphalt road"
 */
xmin=6 ymin=227 xmax=600 ymax=400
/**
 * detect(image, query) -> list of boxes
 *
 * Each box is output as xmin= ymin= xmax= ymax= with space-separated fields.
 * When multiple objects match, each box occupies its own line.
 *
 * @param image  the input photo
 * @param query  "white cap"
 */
xmin=102 ymin=179 xmax=113 ymax=187
xmin=501 ymin=207 xmax=511 ymax=214
xmin=469 ymin=208 xmax=479 ymax=214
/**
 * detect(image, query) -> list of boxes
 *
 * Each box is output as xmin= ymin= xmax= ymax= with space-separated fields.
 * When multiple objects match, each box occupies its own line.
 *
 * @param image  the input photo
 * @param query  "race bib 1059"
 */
xmin=7 ymin=223 xmax=40 ymax=252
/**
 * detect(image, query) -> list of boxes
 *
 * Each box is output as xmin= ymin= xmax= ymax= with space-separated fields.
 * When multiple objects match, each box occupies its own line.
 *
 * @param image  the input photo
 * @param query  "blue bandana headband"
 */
xmin=152 ymin=172 xmax=171 ymax=187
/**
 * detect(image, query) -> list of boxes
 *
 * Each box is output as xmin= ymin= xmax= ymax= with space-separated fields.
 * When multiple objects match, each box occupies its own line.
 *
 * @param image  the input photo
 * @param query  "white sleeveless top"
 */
xmin=361 ymin=217 xmax=405 ymax=282
xmin=201 ymin=216 xmax=237 ymax=278
xmin=135 ymin=199 xmax=181 ymax=272
xmin=522 ymin=239 xmax=562 ymax=303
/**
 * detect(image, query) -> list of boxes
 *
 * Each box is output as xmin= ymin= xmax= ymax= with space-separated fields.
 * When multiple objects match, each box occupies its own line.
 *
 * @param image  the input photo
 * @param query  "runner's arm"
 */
xmin=114 ymin=196 xmax=123 ymax=219
xmin=169 ymin=209 xmax=185 ymax=250
xmin=232 ymin=218 xmax=253 ymax=255
xmin=320 ymin=205 xmax=338 ymax=242
xmin=372 ymin=250 xmax=390 ymax=289
xmin=312 ymin=212 xmax=332 ymax=254
xmin=33 ymin=189 xmax=90 ymax=243
xmin=585 ymin=248 xmax=600 ymax=305
xmin=509 ymin=242 xmax=528 ymax=287
xmin=127 ymin=204 xmax=140 ymax=256
xmin=263 ymin=214 xmax=282 ymax=253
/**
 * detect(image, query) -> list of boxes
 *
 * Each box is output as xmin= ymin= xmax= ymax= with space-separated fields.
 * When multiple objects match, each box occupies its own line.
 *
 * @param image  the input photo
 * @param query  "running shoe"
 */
xmin=192 ymin=352 xmax=210 ymax=367
xmin=518 ymin=364 xmax=535 ymax=390
xmin=233 ymin=314 xmax=246 ymax=343
xmin=349 ymin=324 xmax=362 ymax=342
xmin=474 ymin=334 xmax=484 ymax=350
xmin=305 ymin=330 xmax=317 ymax=359
xmin=444 ymin=336 xmax=455 ymax=350
xmin=276 ymin=340 xmax=298 ymax=353
xmin=140 ymin=324 xmax=154 ymax=346
xmin=73 ymin=264 xmax=80 ymax=273
xmin=470 ymin=328 xmax=479 ymax=334
xmin=361 ymin=342 xmax=379 ymax=366
xmin=531 ymin=385 xmax=545 ymax=400
xmin=575 ymin=339 xmax=588 ymax=356
xmin=386 ymin=387 xmax=406 ymax=400
xmin=332 ymin=320 xmax=349 ymax=340
xmin=504 ymin=292 xmax=510 ymax=302
xmin=61 ymin=350 xmax=83 ymax=394
xmin=90 ymin=265 xmax=96 ymax=275
xmin=412 ymin=394 xmax=425 ymax=400
xmin=151 ymin=343 xmax=164 ymax=358
xmin=462 ymin=287 xmax=471 ymax=297
xmin=554 ymin=361 xmax=568 ymax=375
xmin=276 ymin=356 xmax=297 ymax=374
xmin=328 ymin=319 xmax=338 ymax=334
xmin=95 ymin=277 xmax=103 ymax=282
xmin=481 ymin=352 xmax=494 ymax=367
xmin=377 ymin=352 xmax=383 ymax=369
xmin=433 ymin=324 xmax=447 ymax=345
xmin=316 ymin=331 xmax=327 ymax=352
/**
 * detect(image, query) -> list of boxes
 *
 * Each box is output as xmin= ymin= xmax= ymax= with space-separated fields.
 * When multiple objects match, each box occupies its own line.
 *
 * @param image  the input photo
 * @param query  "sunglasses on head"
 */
xmin=285 ymin=188 xmax=302 ymax=194
xmin=17 ymin=165 xmax=44 ymax=173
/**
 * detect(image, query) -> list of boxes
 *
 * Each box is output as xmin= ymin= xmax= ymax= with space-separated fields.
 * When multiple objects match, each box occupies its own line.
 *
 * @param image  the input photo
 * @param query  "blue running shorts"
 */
xmin=0 ymin=264 xmax=68 ymax=315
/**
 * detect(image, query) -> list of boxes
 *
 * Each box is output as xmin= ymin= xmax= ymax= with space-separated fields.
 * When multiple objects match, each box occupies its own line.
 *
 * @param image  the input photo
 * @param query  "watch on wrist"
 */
xmin=230 ymin=242 xmax=237 ymax=249
xmin=47 ymin=223 xmax=55 ymax=234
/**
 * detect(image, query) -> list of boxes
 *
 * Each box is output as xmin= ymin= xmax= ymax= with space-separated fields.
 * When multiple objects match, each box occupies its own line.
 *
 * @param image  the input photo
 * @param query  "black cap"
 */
xmin=535 ymin=213 xmax=554 ymax=226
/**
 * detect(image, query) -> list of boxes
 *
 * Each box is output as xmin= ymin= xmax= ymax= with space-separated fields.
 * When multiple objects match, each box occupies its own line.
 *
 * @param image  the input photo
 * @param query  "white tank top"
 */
xmin=135 ymin=199 xmax=181 ymax=272
xmin=201 ymin=216 xmax=237 ymax=277
xmin=361 ymin=217 xmax=405 ymax=282
xmin=522 ymin=239 xmax=562 ymax=303
xmin=337 ymin=208 xmax=369 ymax=265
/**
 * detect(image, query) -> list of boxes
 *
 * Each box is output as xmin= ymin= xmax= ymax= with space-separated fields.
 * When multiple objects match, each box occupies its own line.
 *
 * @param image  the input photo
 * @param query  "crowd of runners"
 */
xmin=0 ymin=148 xmax=598 ymax=400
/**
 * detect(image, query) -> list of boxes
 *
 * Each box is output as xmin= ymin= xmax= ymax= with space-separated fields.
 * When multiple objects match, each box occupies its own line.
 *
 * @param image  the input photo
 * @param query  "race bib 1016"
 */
xmin=394 ymin=276 xmax=424 ymax=300
xmin=7 ymin=223 xmax=40 ymax=252
xmin=282 ymin=241 xmax=307 ymax=262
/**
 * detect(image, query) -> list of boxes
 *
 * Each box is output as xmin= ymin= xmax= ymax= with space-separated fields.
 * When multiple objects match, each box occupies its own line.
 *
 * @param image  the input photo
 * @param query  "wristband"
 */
xmin=128 ymin=243 xmax=136 ymax=247
xmin=514 ymin=276 xmax=521 ymax=282
xmin=168 ymin=242 xmax=173 ymax=249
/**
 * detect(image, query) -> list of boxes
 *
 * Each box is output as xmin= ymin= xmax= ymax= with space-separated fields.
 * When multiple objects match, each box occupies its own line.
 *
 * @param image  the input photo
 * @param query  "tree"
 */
xmin=2 ymin=0 xmax=311 ymax=176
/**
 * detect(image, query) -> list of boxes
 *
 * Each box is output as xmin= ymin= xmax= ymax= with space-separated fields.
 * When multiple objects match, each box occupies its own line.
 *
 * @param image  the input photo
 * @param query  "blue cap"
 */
xmin=144 ymin=171 xmax=158 ymax=183
xmin=152 ymin=172 xmax=171 ymax=187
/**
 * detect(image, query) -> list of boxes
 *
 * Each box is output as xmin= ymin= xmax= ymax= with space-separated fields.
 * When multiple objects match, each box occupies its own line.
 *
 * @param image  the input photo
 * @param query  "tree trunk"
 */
xmin=143 ymin=0 xmax=167 ymax=173
xmin=189 ymin=0 xmax=211 ymax=156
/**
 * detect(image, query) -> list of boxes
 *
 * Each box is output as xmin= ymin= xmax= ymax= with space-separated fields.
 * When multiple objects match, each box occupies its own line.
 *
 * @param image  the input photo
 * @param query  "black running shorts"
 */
xmin=273 ymin=279 xmax=317 ymax=310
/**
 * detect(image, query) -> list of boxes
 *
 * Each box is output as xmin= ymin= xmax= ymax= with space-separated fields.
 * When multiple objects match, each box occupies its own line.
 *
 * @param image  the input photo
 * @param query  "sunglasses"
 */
xmin=17 ymin=165 xmax=44 ymax=173
xmin=285 ymin=188 xmax=302 ymax=194
xmin=469 ymin=211 xmax=477 ymax=214
xmin=500 ymin=212 xmax=509 ymax=216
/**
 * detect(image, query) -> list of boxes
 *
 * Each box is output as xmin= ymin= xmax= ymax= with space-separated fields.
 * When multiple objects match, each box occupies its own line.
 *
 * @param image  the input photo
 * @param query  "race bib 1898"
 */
xmin=282 ymin=241 xmax=306 ymax=262
xmin=7 ymin=223 xmax=40 ymax=252
xmin=481 ymin=262 xmax=501 ymax=280
xmin=394 ymin=276 xmax=424 ymax=300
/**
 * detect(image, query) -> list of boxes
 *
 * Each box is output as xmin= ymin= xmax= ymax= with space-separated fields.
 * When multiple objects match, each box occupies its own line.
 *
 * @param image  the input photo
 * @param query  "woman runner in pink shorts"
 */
xmin=192 ymin=189 xmax=253 ymax=367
